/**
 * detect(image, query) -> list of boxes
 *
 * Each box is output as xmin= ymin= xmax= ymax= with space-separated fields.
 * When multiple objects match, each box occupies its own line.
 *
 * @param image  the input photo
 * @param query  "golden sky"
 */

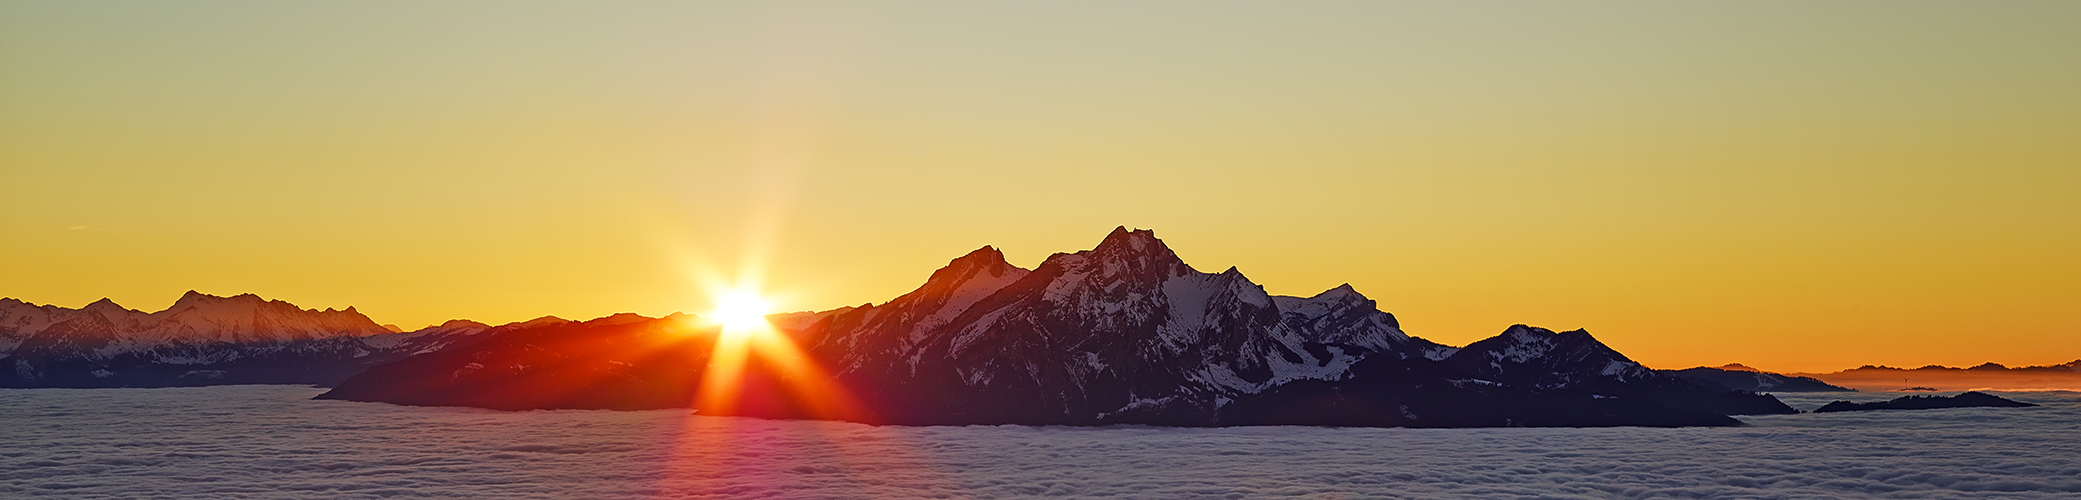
xmin=3 ymin=2 xmax=2076 ymax=373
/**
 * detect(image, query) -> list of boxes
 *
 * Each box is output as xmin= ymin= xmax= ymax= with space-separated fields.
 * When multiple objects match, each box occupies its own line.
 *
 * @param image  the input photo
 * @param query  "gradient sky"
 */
xmin=3 ymin=1 xmax=2077 ymax=372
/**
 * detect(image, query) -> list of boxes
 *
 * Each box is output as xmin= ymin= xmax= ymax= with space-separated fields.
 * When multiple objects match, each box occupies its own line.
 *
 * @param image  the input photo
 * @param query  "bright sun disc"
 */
xmin=709 ymin=290 xmax=773 ymax=331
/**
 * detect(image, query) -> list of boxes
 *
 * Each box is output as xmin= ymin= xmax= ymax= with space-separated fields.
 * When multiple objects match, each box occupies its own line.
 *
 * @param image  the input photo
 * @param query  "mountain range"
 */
xmin=316 ymin=228 xmax=1795 ymax=427
xmin=1788 ymin=361 xmax=2081 ymax=392
xmin=46 ymin=228 xmax=2029 ymax=425
xmin=0 ymin=292 xmax=488 ymax=387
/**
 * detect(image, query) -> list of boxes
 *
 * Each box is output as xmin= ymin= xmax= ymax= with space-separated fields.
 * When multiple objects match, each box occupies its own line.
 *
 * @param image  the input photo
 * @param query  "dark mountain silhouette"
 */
xmin=0 ymin=293 xmax=490 ymax=387
xmin=315 ymin=314 xmax=735 ymax=411
xmin=1222 ymin=326 xmax=1792 ymax=427
xmin=782 ymin=229 xmax=1455 ymax=425
xmin=320 ymin=227 xmax=1793 ymax=427
xmin=1812 ymin=391 xmax=2038 ymax=413
xmin=1667 ymin=364 xmax=1853 ymax=392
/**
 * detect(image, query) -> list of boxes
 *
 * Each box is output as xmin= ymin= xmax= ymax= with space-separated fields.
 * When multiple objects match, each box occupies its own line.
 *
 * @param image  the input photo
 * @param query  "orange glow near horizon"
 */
xmin=5 ymin=2 xmax=2079 ymax=374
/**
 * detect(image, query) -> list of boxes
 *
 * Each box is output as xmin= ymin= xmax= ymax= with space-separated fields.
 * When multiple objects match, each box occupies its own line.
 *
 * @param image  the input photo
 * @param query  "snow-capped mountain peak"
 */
xmin=1271 ymin=284 xmax=1370 ymax=320
xmin=81 ymin=298 xmax=145 ymax=324
xmin=912 ymin=246 xmax=1030 ymax=305
xmin=782 ymin=227 xmax=1452 ymax=423
xmin=1029 ymin=227 xmax=1188 ymax=287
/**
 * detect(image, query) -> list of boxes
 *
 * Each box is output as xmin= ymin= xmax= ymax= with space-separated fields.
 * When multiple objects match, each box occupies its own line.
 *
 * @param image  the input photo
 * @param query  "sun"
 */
xmin=685 ymin=284 xmax=870 ymax=423
xmin=708 ymin=289 xmax=774 ymax=332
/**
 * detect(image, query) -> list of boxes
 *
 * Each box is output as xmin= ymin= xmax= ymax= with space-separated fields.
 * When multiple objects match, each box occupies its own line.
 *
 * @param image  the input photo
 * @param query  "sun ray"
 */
xmin=687 ymin=284 xmax=870 ymax=422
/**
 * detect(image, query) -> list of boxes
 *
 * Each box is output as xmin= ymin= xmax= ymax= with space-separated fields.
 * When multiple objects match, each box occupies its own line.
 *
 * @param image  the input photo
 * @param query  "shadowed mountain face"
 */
xmin=1813 ymin=391 xmax=2038 ymax=413
xmin=0 ymin=293 xmax=490 ymax=387
xmin=320 ymin=227 xmax=1792 ymax=427
xmin=1795 ymin=361 xmax=2081 ymax=392
xmin=1667 ymin=364 xmax=1854 ymax=393
xmin=1223 ymin=325 xmax=1793 ymax=427
xmin=319 ymin=315 xmax=733 ymax=411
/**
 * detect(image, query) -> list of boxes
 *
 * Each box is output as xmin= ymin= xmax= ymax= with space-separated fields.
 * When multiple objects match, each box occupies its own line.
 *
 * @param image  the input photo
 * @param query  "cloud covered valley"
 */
xmin=2 ymin=387 xmax=2077 ymax=499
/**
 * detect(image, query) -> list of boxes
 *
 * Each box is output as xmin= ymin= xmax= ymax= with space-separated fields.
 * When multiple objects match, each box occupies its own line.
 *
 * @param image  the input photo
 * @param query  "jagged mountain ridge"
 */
xmin=0 ymin=292 xmax=491 ymax=387
xmin=323 ymin=227 xmax=1791 ymax=427
xmin=785 ymin=227 xmax=1454 ymax=424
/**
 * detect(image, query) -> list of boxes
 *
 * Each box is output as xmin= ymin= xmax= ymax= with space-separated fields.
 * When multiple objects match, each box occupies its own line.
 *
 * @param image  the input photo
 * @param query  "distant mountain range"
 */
xmin=1835 ymin=361 xmax=2081 ymax=374
xmin=1789 ymin=361 xmax=2081 ymax=392
xmin=316 ymin=228 xmax=1793 ymax=427
xmin=0 ymin=292 xmax=489 ymax=387
xmin=1658 ymin=361 xmax=2081 ymax=393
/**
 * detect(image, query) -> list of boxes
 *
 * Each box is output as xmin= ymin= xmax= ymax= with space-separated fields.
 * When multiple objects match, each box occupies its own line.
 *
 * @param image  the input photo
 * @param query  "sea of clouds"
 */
xmin=2 ymin=386 xmax=2077 ymax=499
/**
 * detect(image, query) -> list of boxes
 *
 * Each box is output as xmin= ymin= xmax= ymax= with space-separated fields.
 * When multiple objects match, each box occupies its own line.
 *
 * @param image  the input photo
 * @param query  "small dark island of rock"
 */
xmin=1812 ymin=391 xmax=2038 ymax=413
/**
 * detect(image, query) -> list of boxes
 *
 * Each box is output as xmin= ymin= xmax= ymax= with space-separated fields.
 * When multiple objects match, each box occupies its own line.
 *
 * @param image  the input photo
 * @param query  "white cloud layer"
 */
xmin=2 ymin=387 xmax=2077 ymax=499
